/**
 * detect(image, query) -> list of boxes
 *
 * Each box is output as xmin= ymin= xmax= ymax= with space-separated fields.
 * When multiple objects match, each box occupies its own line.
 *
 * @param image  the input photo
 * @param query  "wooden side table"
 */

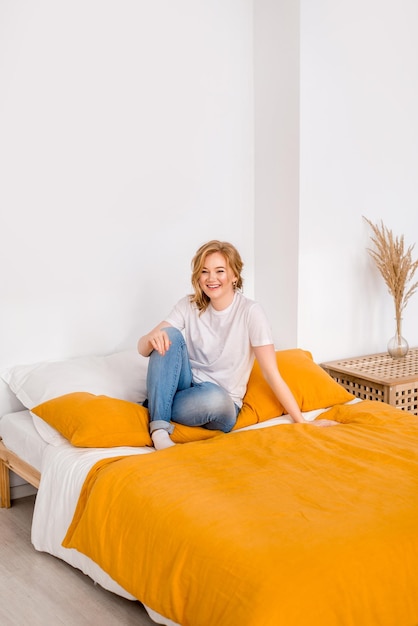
xmin=321 ymin=348 xmax=418 ymax=415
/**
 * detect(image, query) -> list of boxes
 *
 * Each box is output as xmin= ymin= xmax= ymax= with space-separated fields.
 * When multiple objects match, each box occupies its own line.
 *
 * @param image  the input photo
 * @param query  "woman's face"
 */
xmin=198 ymin=252 xmax=237 ymax=310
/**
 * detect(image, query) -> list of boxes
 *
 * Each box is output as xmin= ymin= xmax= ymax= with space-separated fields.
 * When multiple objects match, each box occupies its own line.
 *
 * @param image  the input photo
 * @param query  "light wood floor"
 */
xmin=0 ymin=495 xmax=158 ymax=625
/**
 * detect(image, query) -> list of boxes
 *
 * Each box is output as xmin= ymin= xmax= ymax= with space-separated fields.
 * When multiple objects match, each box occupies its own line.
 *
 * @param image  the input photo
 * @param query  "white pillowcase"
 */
xmin=30 ymin=413 xmax=68 ymax=446
xmin=1 ymin=349 xmax=149 ymax=410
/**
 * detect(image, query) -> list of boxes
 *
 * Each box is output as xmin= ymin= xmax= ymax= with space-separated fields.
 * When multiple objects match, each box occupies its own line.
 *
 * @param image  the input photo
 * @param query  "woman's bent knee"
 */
xmin=148 ymin=327 xmax=184 ymax=365
xmin=163 ymin=326 xmax=183 ymax=344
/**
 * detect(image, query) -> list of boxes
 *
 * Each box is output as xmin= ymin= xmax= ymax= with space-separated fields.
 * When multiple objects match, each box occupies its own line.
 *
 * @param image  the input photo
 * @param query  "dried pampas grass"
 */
xmin=364 ymin=217 xmax=418 ymax=333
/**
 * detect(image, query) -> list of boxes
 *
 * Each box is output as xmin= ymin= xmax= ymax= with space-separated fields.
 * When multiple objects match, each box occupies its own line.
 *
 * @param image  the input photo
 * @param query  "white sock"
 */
xmin=151 ymin=429 xmax=175 ymax=450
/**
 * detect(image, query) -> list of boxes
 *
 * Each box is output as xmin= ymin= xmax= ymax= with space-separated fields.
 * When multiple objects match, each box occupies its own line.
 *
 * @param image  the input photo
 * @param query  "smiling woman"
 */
xmin=190 ymin=240 xmax=243 ymax=312
xmin=137 ymin=240 xmax=338 ymax=449
xmin=197 ymin=252 xmax=237 ymax=309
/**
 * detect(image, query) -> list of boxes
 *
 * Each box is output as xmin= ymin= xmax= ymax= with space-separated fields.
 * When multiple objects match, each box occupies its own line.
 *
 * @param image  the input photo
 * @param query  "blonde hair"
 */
xmin=190 ymin=240 xmax=244 ymax=313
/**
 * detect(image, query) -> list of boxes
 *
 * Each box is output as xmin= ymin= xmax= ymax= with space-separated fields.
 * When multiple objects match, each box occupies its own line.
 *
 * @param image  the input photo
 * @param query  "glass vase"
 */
xmin=387 ymin=318 xmax=409 ymax=358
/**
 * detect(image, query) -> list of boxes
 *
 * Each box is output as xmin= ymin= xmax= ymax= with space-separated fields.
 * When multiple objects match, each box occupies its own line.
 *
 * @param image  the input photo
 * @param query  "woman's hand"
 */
xmin=138 ymin=322 xmax=173 ymax=357
xmin=149 ymin=329 xmax=171 ymax=356
xmin=310 ymin=419 xmax=339 ymax=428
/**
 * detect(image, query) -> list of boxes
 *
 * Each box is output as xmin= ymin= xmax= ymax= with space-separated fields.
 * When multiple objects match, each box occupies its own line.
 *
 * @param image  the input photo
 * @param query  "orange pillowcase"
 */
xmin=236 ymin=349 xmax=354 ymax=428
xmin=31 ymin=392 xmax=152 ymax=447
xmin=31 ymin=391 xmax=222 ymax=447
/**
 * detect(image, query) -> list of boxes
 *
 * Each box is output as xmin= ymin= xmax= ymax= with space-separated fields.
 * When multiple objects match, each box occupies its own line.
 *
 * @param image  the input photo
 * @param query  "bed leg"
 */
xmin=0 ymin=459 xmax=11 ymax=508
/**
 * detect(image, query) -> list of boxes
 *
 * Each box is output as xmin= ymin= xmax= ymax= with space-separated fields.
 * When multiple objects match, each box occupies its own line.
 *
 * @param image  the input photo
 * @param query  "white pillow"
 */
xmin=30 ymin=412 xmax=68 ymax=446
xmin=1 ymin=349 xmax=149 ymax=410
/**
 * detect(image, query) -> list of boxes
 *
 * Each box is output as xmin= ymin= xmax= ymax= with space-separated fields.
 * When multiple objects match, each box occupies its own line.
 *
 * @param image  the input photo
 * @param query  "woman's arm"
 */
xmin=137 ymin=321 xmax=173 ymax=357
xmin=253 ymin=345 xmax=305 ymax=423
xmin=252 ymin=345 xmax=338 ymax=427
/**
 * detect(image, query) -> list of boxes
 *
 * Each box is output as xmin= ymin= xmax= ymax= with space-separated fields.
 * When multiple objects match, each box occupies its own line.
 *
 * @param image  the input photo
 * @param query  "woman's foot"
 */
xmin=152 ymin=429 xmax=175 ymax=450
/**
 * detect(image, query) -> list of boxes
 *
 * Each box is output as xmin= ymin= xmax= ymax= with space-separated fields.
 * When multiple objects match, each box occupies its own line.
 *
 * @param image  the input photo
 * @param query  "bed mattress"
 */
xmin=0 ymin=409 xmax=46 ymax=471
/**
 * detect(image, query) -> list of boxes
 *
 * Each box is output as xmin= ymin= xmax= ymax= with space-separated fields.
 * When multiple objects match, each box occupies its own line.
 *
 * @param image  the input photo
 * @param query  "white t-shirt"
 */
xmin=165 ymin=291 xmax=274 ymax=407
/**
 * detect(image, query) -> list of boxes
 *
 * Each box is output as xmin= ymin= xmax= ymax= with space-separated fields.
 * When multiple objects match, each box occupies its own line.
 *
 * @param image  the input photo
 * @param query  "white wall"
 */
xmin=298 ymin=0 xmax=418 ymax=361
xmin=0 ymin=1 xmax=255 ymax=393
xmin=254 ymin=0 xmax=418 ymax=363
xmin=2 ymin=0 xmax=418 ymax=393
xmin=254 ymin=0 xmax=300 ymax=351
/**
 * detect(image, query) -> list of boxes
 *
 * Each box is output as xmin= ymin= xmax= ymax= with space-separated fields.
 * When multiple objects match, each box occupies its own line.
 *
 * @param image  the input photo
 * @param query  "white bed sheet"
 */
xmin=0 ymin=409 xmax=47 ymax=471
xmin=30 ymin=406 xmax=338 ymax=626
xmin=31 ymin=440 xmax=182 ymax=625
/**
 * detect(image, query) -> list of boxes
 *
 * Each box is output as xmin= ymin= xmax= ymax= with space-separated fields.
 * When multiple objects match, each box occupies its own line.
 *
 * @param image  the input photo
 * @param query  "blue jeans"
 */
xmin=145 ymin=327 xmax=239 ymax=434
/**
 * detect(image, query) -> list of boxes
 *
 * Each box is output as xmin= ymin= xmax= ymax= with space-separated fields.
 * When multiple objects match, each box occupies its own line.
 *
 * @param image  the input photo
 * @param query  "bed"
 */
xmin=1 ymin=347 xmax=418 ymax=626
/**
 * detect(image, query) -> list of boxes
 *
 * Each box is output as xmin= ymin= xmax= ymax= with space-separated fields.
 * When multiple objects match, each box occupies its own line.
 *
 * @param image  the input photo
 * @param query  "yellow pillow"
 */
xmin=31 ymin=392 xmax=152 ymax=447
xmin=31 ymin=350 xmax=354 ymax=447
xmin=171 ymin=423 xmax=221 ymax=444
xmin=238 ymin=349 xmax=354 ymax=426
xmin=31 ymin=392 xmax=222 ymax=447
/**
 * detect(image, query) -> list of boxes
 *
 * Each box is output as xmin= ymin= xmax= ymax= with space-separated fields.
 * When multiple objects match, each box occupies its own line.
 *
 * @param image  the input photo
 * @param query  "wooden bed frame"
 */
xmin=0 ymin=437 xmax=40 ymax=508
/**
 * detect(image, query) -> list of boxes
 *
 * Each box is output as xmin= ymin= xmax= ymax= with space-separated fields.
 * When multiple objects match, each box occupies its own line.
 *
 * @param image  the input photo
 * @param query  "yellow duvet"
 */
xmin=63 ymin=401 xmax=418 ymax=626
